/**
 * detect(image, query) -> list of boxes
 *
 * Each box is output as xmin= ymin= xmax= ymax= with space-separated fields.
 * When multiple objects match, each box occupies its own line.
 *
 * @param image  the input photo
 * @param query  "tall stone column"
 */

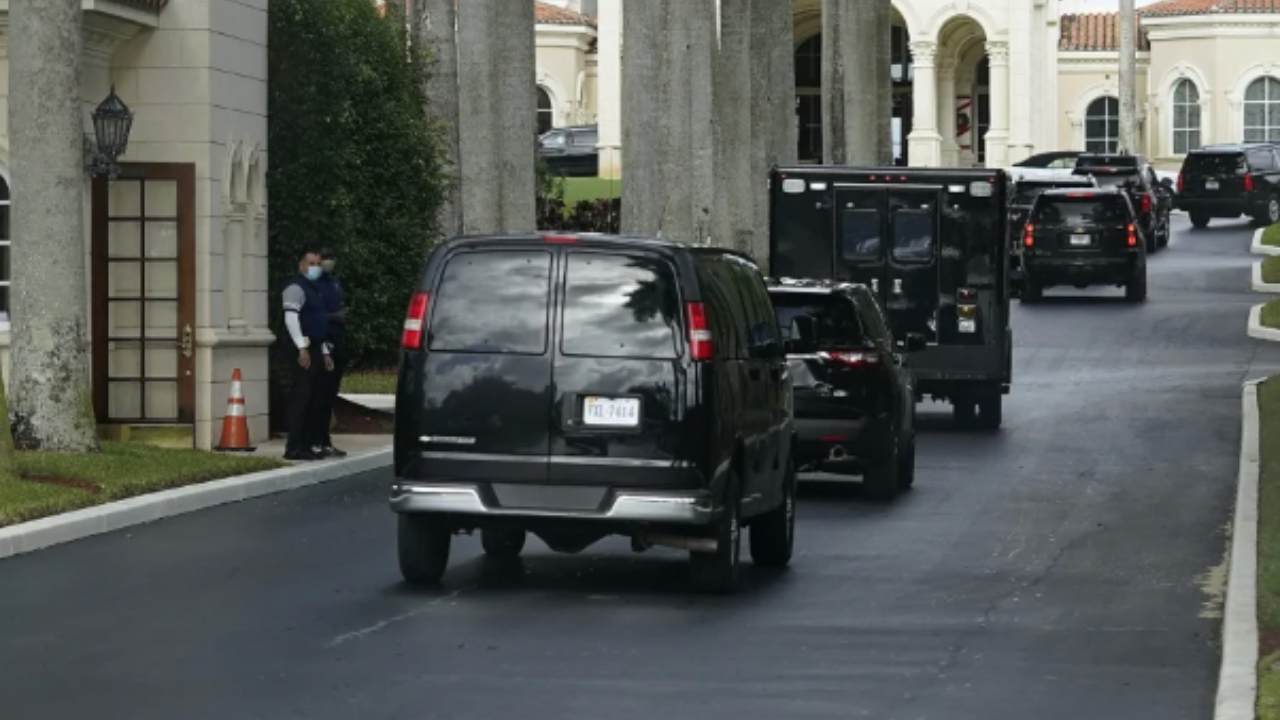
xmin=595 ymin=0 xmax=623 ymax=180
xmin=821 ymin=0 xmax=878 ymax=165
xmin=984 ymin=41 xmax=1010 ymax=168
xmin=457 ymin=0 xmax=536 ymax=234
xmin=906 ymin=41 xmax=940 ymax=167
xmin=876 ymin=1 xmax=894 ymax=165
xmin=939 ymin=61 xmax=960 ymax=166
xmin=715 ymin=0 xmax=753 ymax=254
xmin=748 ymin=0 xmax=795 ymax=267
xmin=7 ymin=0 xmax=99 ymax=451
xmin=414 ymin=0 xmax=463 ymax=238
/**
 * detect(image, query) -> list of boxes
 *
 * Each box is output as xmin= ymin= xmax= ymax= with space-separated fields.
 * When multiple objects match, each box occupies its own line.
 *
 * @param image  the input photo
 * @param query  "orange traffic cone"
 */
xmin=214 ymin=369 xmax=256 ymax=452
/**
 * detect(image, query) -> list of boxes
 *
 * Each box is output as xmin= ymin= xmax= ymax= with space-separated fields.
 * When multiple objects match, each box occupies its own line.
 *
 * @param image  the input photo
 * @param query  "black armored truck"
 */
xmin=768 ymin=166 xmax=1012 ymax=429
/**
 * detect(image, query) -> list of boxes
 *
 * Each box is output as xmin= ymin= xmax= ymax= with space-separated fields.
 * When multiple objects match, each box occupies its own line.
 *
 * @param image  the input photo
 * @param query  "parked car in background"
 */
xmin=391 ymin=233 xmax=795 ymax=594
xmin=1072 ymin=153 xmax=1172 ymax=252
xmin=1175 ymin=143 xmax=1280 ymax=228
xmin=1020 ymin=186 xmax=1147 ymax=303
xmin=766 ymin=278 xmax=923 ymax=500
xmin=537 ymin=124 xmax=599 ymax=177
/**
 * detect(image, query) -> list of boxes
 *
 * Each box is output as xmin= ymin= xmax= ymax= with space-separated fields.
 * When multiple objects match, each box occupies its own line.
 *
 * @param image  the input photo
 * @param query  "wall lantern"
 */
xmin=83 ymin=85 xmax=134 ymax=180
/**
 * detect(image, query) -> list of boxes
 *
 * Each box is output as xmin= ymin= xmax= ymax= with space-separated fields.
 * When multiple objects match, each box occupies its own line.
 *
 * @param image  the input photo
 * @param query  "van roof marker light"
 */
xmin=969 ymin=181 xmax=994 ymax=197
xmin=781 ymin=178 xmax=807 ymax=194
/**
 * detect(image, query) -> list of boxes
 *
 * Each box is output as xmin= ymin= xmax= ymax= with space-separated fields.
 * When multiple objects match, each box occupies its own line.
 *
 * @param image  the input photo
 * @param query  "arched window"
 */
xmin=0 ymin=170 xmax=10 ymax=326
xmin=536 ymin=86 xmax=554 ymax=136
xmin=1171 ymin=79 xmax=1201 ymax=155
xmin=1085 ymin=96 xmax=1120 ymax=154
xmin=1244 ymin=76 xmax=1280 ymax=143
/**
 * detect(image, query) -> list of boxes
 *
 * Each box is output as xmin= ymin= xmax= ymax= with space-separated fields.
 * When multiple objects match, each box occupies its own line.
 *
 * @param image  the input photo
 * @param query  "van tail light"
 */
xmin=1127 ymin=223 xmax=1137 ymax=247
xmin=1176 ymin=173 xmax=1184 ymax=193
xmin=401 ymin=291 xmax=430 ymax=349
xmin=1245 ymin=175 xmax=1255 ymax=192
xmin=820 ymin=350 xmax=881 ymax=368
xmin=1023 ymin=223 xmax=1034 ymax=248
xmin=1141 ymin=193 xmax=1152 ymax=214
xmin=685 ymin=302 xmax=713 ymax=361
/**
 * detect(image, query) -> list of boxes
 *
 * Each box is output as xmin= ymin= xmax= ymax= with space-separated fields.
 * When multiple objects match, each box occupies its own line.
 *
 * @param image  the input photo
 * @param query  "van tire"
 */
xmin=750 ymin=457 xmax=796 ymax=568
xmin=1125 ymin=271 xmax=1147 ymax=303
xmin=481 ymin=527 xmax=526 ymax=559
xmin=862 ymin=432 xmax=900 ymax=501
xmin=1021 ymin=277 xmax=1042 ymax=303
xmin=691 ymin=471 xmax=742 ymax=594
xmin=976 ymin=390 xmax=1003 ymax=430
xmin=397 ymin=514 xmax=451 ymax=585
xmin=952 ymin=398 xmax=976 ymax=427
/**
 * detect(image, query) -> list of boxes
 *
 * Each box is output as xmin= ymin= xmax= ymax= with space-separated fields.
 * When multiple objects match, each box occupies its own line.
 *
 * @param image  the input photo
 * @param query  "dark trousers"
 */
xmin=286 ymin=345 xmax=327 ymax=453
xmin=313 ymin=341 xmax=347 ymax=447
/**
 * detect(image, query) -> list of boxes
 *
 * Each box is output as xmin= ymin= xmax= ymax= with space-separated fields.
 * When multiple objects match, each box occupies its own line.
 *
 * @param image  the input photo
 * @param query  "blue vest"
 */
xmin=315 ymin=273 xmax=344 ymax=340
xmin=289 ymin=273 xmax=329 ymax=344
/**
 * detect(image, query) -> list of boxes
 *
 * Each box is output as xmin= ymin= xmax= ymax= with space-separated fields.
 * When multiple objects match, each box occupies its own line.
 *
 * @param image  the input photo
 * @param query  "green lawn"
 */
xmin=1264 ymin=258 xmax=1280 ymax=285
xmin=0 ymin=442 xmax=284 ymax=528
xmin=562 ymin=176 xmax=621 ymax=206
xmin=340 ymin=371 xmax=396 ymax=395
xmin=1264 ymin=301 xmax=1280 ymax=330
xmin=1259 ymin=378 xmax=1280 ymax=718
xmin=1264 ymin=224 xmax=1280 ymax=248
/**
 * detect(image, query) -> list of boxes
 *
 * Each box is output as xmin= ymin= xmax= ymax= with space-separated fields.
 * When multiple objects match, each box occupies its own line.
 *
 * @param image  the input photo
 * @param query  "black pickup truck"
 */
xmin=768 ymin=166 xmax=1012 ymax=429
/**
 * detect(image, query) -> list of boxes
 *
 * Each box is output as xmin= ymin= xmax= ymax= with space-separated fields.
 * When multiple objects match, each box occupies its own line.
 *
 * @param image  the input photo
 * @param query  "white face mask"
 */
xmin=321 ymin=260 xmax=336 ymax=273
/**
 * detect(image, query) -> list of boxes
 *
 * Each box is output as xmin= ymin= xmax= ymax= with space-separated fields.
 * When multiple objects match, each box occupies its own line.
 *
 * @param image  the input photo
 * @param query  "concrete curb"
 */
xmin=1252 ymin=227 xmax=1280 ymax=257
xmin=0 ymin=447 xmax=393 ymax=561
xmin=1252 ymin=262 xmax=1280 ymax=293
xmin=1216 ymin=380 xmax=1261 ymax=720
xmin=1249 ymin=304 xmax=1280 ymax=343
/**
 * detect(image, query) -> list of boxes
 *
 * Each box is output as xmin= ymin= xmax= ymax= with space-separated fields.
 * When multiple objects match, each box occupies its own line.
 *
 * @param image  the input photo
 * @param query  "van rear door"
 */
xmin=412 ymin=247 xmax=555 ymax=482
xmin=548 ymin=248 xmax=691 ymax=487
xmin=832 ymin=184 xmax=943 ymax=342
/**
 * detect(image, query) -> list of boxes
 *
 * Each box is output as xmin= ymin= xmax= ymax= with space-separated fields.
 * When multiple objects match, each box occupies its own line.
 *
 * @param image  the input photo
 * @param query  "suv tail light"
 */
xmin=1245 ymin=175 xmax=1255 ymax=192
xmin=1127 ymin=223 xmax=1137 ymax=247
xmin=685 ymin=302 xmax=713 ymax=361
xmin=1141 ymin=193 xmax=1152 ymax=214
xmin=1177 ymin=173 xmax=1184 ymax=193
xmin=1023 ymin=223 xmax=1034 ymax=248
xmin=820 ymin=350 xmax=881 ymax=367
xmin=401 ymin=291 xmax=430 ymax=349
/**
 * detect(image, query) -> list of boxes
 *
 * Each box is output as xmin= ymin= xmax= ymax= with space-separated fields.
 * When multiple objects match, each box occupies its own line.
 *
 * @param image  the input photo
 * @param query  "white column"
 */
xmin=984 ymin=40 xmax=1009 ymax=168
xmin=1006 ymin=1 xmax=1034 ymax=163
xmin=906 ymin=40 xmax=940 ymax=167
xmin=938 ymin=61 xmax=959 ymax=166
xmin=596 ymin=0 xmax=622 ymax=179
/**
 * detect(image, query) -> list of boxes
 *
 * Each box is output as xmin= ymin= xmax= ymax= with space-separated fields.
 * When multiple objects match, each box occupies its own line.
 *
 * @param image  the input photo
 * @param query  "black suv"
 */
xmin=391 ymin=233 xmax=796 ymax=594
xmin=766 ymin=279 xmax=924 ymax=500
xmin=1176 ymin=143 xmax=1280 ymax=228
xmin=1008 ymin=173 xmax=1099 ymax=296
xmin=1072 ymin=153 xmax=1173 ymax=252
xmin=1020 ymin=187 xmax=1147 ymax=302
xmin=537 ymin=125 xmax=600 ymax=177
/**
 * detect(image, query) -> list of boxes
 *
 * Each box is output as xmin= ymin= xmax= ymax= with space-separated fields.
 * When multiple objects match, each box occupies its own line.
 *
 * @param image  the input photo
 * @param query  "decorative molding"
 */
xmin=222 ymin=139 xmax=241 ymax=213
xmin=909 ymin=40 xmax=937 ymax=68
xmin=985 ymin=40 xmax=1009 ymax=65
xmin=81 ymin=14 xmax=145 ymax=68
xmin=924 ymin=1 xmax=1001 ymax=41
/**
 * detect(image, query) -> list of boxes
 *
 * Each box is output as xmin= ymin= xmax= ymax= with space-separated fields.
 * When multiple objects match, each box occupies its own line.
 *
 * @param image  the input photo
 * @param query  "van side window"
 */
xmin=694 ymin=258 xmax=748 ymax=360
xmin=840 ymin=208 xmax=881 ymax=261
xmin=561 ymin=252 xmax=680 ymax=359
xmin=853 ymin=291 xmax=894 ymax=346
xmin=429 ymin=250 xmax=552 ymax=355
xmin=891 ymin=210 xmax=934 ymax=263
xmin=726 ymin=257 xmax=780 ymax=354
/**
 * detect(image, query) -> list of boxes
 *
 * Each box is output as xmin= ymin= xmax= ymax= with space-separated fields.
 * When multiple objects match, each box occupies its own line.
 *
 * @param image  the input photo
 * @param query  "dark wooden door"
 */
xmin=91 ymin=163 xmax=197 ymax=425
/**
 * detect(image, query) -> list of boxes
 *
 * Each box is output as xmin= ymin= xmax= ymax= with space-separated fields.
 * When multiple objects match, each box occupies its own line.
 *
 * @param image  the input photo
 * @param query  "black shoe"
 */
xmin=284 ymin=449 xmax=322 ymax=461
xmin=321 ymin=444 xmax=348 ymax=458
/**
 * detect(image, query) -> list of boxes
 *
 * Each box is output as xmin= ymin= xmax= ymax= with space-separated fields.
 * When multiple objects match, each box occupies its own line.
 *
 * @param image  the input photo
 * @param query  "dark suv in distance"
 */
xmin=1020 ymin=187 xmax=1147 ymax=302
xmin=766 ymin=279 xmax=924 ymax=500
xmin=391 ymin=233 xmax=796 ymax=594
xmin=536 ymin=124 xmax=600 ymax=177
xmin=1176 ymin=143 xmax=1280 ymax=228
xmin=1072 ymin=153 xmax=1173 ymax=252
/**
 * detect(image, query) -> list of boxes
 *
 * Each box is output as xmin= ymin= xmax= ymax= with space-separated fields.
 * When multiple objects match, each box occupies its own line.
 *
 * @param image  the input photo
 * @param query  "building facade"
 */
xmin=0 ymin=0 xmax=272 ymax=450
xmin=534 ymin=0 xmax=1280 ymax=173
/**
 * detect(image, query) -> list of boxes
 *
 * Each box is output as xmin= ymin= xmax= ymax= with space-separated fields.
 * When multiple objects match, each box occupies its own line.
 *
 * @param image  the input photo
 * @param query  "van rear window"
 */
xmin=1033 ymin=197 xmax=1127 ymax=225
xmin=840 ymin=209 xmax=880 ymax=260
xmin=771 ymin=293 xmax=865 ymax=347
xmin=428 ymin=250 xmax=552 ymax=355
xmin=561 ymin=252 xmax=680 ymax=359
xmin=892 ymin=210 xmax=934 ymax=263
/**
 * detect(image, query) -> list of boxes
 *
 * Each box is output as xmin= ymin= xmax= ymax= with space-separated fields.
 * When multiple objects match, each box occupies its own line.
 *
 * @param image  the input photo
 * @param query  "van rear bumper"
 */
xmin=389 ymin=482 xmax=717 ymax=525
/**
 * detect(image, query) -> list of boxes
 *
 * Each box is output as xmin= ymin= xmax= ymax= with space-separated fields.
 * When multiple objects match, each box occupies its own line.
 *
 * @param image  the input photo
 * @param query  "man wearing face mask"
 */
xmin=281 ymin=249 xmax=333 ymax=461
xmin=312 ymin=247 xmax=348 ymax=458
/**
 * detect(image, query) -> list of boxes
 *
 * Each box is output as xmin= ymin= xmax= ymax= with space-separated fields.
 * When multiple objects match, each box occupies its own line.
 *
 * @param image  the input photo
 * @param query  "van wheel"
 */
xmin=397 ymin=514 xmax=452 ymax=585
xmin=976 ymin=390 xmax=1003 ymax=430
xmin=690 ymin=472 xmax=742 ymax=594
xmin=481 ymin=527 xmax=526 ymax=559
xmin=1190 ymin=212 xmax=1210 ymax=229
xmin=750 ymin=457 xmax=796 ymax=568
xmin=952 ymin=398 xmax=976 ymax=427
xmin=896 ymin=432 xmax=916 ymax=490
xmin=1125 ymin=271 xmax=1147 ymax=303
xmin=862 ymin=432 xmax=901 ymax=501
xmin=1021 ymin=278 xmax=1042 ymax=303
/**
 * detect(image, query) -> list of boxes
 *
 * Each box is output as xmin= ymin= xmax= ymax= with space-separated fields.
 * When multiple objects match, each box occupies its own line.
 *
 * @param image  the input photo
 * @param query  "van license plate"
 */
xmin=583 ymin=397 xmax=641 ymax=426
xmin=1206 ymin=179 xmax=1220 ymax=190
xmin=1070 ymin=234 xmax=1091 ymax=246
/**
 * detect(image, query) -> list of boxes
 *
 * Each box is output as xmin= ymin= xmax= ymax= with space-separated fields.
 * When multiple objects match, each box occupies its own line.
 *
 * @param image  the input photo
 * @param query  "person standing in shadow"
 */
xmin=313 ymin=247 xmax=349 ymax=458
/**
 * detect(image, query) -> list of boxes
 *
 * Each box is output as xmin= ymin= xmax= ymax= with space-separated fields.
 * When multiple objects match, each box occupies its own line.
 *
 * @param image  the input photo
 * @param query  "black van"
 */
xmin=1176 ymin=143 xmax=1280 ymax=227
xmin=768 ymin=166 xmax=1012 ymax=429
xmin=390 ymin=233 xmax=796 ymax=594
xmin=1021 ymin=186 xmax=1147 ymax=302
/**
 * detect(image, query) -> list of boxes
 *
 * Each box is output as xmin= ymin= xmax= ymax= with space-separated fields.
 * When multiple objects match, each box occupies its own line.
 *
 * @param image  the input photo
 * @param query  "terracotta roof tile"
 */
xmin=1059 ymin=12 xmax=1151 ymax=51
xmin=535 ymin=2 xmax=596 ymax=28
xmin=1140 ymin=0 xmax=1280 ymax=17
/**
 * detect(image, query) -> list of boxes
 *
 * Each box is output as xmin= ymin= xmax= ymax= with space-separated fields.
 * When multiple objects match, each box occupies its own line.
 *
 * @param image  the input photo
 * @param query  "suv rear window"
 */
xmin=561 ymin=252 xmax=681 ymax=359
xmin=1033 ymin=195 xmax=1128 ymax=225
xmin=1184 ymin=153 xmax=1244 ymax=175
xmin=429 ymin=250 xmax=552 ymax=355
xmin=770 ymin=292 xmax=865 ymax=348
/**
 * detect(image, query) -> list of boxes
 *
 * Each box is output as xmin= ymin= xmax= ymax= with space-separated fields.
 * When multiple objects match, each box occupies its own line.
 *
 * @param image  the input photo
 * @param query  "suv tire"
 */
xmin=398 ymin=514 xmax=452 ymax=584
xmin=1125 ymin=270 xmax=1147 ymax=303
xmin=749 ymin=457 xmax=796 ymax=568
xmin=1157 ymin=217 xmax=1170 ymax=248
xmin=1264 ymin=197 xmax=1280 ymax=226
xmin=691 ymin=470 xmax=742 ymax=594
xmin=481 ymin=527 xmax=526 ymax=559
xmin=1021 ymin=277 xmax=1043 ymax=303
xmin=896 ymin=429 xmax=917 ymax=490
xmin=1190 ymin=212 xmax=1210 ymax=229
xmin=862 ymin=431 xmax=901 ymax=500
xmin=952 ymin=398 xmax=976 ymax=426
